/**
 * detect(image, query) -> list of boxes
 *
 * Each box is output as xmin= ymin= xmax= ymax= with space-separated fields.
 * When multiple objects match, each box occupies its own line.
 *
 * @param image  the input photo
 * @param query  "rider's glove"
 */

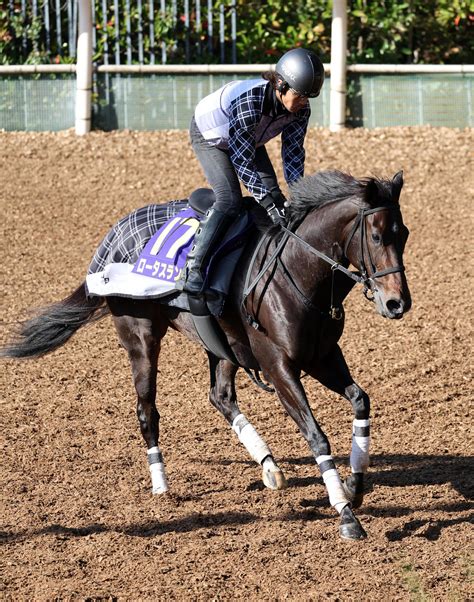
xmin=266 ymin=203 xmax=287 ymax=227
xmin=260 ymin=192 xmax=287 ymax=227
xmin=270 ymin=188 xmax=289 ymax=210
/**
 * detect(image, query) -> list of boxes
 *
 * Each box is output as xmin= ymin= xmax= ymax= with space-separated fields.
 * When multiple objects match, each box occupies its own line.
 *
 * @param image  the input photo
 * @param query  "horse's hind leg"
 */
xmin=309 ymin=344 xmax=370 ymax=509
xmin=207 ymin=354 xmax=287 ymax=490
xmin=109 ymin=298 xmax=169 ymax=495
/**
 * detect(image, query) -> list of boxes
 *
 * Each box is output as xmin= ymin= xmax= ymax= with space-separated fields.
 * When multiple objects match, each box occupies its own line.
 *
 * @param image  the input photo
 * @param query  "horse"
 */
xmin=2 ymin=169 xmax=411 ymax=540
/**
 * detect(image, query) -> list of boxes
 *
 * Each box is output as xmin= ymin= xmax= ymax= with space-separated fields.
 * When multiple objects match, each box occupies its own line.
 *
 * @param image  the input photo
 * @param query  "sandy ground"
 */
xmin=1 ymin=126 xmax=473 ymax=601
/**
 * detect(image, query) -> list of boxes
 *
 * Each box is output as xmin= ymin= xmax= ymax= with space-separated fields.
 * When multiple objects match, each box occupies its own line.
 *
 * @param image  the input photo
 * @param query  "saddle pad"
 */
xmin=86 ymin=204 xmax=252 ymax=305
xmin=87 ymin=200 xmax=188 ymax=275
xmin=132 ymin=207 xmax=199 ymax=283
xmin=86 ymin=206 xmax=199 ymax=299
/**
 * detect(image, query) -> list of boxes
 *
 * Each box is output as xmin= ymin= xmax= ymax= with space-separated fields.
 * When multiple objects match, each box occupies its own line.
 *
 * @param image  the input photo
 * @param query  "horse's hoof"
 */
xmin=343 ymin=473 xmax=365 ymax=509
xmin=262 ymin=467 xmax=288 ymax=490
xmin=339 ymin=505 xmax=367 ymax=540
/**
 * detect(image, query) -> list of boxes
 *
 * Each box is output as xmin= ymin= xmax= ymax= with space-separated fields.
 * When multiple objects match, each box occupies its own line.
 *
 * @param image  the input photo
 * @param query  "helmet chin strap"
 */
xmin=275 ymin=79 xmax=291 ymax=113
xmin=276 ymin=78 xmax=289 ymax=95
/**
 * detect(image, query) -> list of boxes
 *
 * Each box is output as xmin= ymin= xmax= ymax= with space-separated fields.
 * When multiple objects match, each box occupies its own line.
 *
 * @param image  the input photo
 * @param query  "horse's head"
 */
xmin=344 ymin=171 xmax=412 ymax=319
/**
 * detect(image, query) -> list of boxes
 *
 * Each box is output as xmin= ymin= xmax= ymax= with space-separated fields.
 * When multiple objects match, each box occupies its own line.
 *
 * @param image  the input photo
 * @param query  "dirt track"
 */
xmin=1 ymin=126 xmax=473 ymax=601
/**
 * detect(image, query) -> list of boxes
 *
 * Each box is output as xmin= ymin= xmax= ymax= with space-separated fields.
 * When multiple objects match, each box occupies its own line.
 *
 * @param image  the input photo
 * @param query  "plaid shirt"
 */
xmin=195 ymin=80 xmax=310 ymax=201
xmin=228 ymin=84 xmax=310 ymax=200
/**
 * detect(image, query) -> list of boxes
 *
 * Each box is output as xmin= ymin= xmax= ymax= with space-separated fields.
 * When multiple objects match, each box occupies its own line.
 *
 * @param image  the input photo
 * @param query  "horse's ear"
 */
xmin=391 ymin=170 xmax=404 ymax=203
xmin=364 ymin=178 xmax=378 ymax=205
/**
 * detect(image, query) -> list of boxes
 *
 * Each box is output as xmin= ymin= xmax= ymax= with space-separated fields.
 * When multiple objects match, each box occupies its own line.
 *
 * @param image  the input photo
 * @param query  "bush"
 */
xmin=1 ymin=0 xmax=472 ymax=65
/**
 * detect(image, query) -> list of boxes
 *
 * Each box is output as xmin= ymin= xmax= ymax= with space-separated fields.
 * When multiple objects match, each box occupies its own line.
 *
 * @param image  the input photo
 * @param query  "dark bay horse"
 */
xmin=2 ymin=170 xmax=411 ymax=540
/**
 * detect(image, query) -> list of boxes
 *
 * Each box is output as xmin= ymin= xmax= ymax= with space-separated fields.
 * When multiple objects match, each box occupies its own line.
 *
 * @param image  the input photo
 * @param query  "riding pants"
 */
xmin=189 ymin=116 xmax=279 ymax=218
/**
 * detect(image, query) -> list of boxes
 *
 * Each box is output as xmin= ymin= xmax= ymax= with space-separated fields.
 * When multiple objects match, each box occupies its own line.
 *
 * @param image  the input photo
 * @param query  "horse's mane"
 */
xmin=287 ymin=170 xmax=395 ymax=224
xmin=247 ymin=170 xmax=396 ymax=234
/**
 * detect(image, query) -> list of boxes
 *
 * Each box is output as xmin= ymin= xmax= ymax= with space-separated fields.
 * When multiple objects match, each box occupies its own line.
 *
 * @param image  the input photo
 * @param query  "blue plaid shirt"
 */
xmin=195 ymin=80 xmax=310 ymax=201
xmin=228 ymin=84 xmax=310 ymax=200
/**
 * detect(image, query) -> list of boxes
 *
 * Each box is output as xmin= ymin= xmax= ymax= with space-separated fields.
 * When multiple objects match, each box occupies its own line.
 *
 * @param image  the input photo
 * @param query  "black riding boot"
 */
xmin=182 ymin=208 xmax=233 ymax=295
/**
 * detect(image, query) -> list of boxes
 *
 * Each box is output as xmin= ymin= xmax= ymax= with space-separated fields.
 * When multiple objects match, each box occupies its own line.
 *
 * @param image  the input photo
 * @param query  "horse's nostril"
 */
xmin=386 ymin=299 xmax=403 ymax=314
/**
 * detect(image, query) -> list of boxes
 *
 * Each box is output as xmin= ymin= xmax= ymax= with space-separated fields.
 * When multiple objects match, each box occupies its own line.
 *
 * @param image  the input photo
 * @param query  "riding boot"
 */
xmin=182 ymin=208 xmax=233 ymax=295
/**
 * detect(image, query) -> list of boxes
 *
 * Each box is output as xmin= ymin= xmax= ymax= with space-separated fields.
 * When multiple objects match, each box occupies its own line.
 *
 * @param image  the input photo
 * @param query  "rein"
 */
xmin=242 ymin=205 xmax=405 ymax=328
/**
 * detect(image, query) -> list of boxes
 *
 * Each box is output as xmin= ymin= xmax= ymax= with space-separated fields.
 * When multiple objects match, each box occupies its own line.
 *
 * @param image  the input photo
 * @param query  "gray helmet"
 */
xmin=275 ymin=48 xmax=325 ymax=98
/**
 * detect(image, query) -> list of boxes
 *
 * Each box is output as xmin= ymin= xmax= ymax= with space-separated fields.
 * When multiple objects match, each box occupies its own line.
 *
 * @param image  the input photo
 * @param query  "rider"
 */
xmin=182 ymin=47 xmax=325 ymax=295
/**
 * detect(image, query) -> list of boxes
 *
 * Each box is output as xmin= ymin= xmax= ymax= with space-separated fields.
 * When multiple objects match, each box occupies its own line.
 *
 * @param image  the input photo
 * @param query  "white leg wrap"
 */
xmin=350 ymin=419 xmax=370 ymax=473
xmin=147 ymin=446 xmax=169 ymax=494
xmin=232 ymin=414 xmax=272 ymax=465
xmin=317 ymin=455 xmax=349 ymax=514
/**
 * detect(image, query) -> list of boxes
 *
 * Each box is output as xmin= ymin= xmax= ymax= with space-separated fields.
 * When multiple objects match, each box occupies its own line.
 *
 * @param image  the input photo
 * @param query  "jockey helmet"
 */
xmin=275 ymin=48 xmax=325 ymax=98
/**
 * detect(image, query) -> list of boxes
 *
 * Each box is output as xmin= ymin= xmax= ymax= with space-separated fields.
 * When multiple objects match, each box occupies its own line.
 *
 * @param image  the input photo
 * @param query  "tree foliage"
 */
xmin=1 ymin=0 xmax=472 ymax=65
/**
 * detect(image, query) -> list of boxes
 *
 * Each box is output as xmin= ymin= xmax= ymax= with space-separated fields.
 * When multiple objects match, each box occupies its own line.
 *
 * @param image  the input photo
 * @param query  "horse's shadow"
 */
xmin=208 ymin=452 xmax=473 ymax=501
xmin=384 ymin=514 xmax=473 ymax=542
xmin=281 ymin=452 xmax=474 ymax=541
xmin=2 ymin=454 xmax=471 ymax=544
xmin=0 ymin=511 xmax=259 ymax=544
xmin=296 ymin=452 xmax=472 ymax=498
xmin=202 ymin=452 xmax=474 ymax=540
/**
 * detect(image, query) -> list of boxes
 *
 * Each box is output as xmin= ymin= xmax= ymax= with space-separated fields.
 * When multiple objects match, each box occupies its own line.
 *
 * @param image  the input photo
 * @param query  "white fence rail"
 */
xmin=2 ymin=64 xmax=473 ymax=75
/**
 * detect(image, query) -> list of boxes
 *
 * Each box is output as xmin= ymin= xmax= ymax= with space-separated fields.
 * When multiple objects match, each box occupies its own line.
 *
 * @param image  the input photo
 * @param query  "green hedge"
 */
xmin=1 ymin=0 xmax=473 ymax=66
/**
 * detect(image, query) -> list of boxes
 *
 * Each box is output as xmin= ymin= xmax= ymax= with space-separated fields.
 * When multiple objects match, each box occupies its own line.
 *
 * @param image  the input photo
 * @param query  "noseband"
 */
xmin=242 ymin=205 xmax=405 ymax=326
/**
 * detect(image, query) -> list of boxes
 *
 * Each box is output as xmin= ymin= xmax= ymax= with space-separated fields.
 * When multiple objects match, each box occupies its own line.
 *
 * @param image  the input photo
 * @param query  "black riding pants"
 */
xmin=190 ymin=116 xmax=279 ymax=218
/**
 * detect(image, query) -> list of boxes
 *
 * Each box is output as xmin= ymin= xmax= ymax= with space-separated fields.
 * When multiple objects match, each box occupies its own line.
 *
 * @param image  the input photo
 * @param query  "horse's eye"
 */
xmin=372 ymin=233 xmax=381 ymax=244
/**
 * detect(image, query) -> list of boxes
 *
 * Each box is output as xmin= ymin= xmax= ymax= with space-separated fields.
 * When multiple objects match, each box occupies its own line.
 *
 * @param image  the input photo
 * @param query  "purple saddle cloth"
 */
xmin=86 ymin=201 xmax=253 ymax=316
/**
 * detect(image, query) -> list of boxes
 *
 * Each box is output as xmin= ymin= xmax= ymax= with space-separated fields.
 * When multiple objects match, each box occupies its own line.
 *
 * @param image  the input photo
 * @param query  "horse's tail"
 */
xmin=1 ymin=282 xmax=108 ymax=359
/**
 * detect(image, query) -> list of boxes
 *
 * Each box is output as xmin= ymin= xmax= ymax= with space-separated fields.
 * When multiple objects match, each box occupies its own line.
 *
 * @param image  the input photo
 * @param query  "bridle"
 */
xmin=242 ymin=204 xmax=405 ymax=327
xmin=343 ymin=205 xmax=405 ymax=301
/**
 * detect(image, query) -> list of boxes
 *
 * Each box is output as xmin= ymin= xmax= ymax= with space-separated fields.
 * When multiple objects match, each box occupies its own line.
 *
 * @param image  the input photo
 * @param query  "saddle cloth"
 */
xmin=86 ymin=201 xmax=253 ymax=316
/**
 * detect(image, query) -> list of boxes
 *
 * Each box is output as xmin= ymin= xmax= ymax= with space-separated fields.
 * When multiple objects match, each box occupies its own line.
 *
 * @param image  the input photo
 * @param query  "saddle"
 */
xmin=188 ymin=187 xmax=216 ymax=216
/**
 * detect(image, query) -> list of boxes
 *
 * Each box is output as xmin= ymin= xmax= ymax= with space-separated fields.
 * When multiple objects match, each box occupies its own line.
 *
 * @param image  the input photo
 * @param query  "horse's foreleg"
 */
xmin=262 ymin=354 xmax=366 ymax=540
xmin=111 ymin=305 xmax=169 ymax=495
xmin=207 ymin=355 xmax=287 ymax=490
xmin=308 ymin=344 xmax=370 ymax=509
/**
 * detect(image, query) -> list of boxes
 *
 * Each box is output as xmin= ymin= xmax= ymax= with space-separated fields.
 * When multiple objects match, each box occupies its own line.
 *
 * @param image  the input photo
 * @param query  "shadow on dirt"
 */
xmin=212 ymin=452 xmax=474 ymax=539
xmin=119 ymin=511 xmax=258 ymax=537
xmin=2 ymin=454 xmax=471 ymax=545
xmin=277 ymin=453 xmax=473 ymax=500
xmin=0 ymin=511 xmax=258 ymax=544
xmin=385 ymin=513 xmax=474 ymax=542
xmin=365 ymin=454 xmax=472 ymax=499
xmin=282 ymin=453 xmax=473 ymax=540
xmin=207 ymin=452 xmax=473 ymax=499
